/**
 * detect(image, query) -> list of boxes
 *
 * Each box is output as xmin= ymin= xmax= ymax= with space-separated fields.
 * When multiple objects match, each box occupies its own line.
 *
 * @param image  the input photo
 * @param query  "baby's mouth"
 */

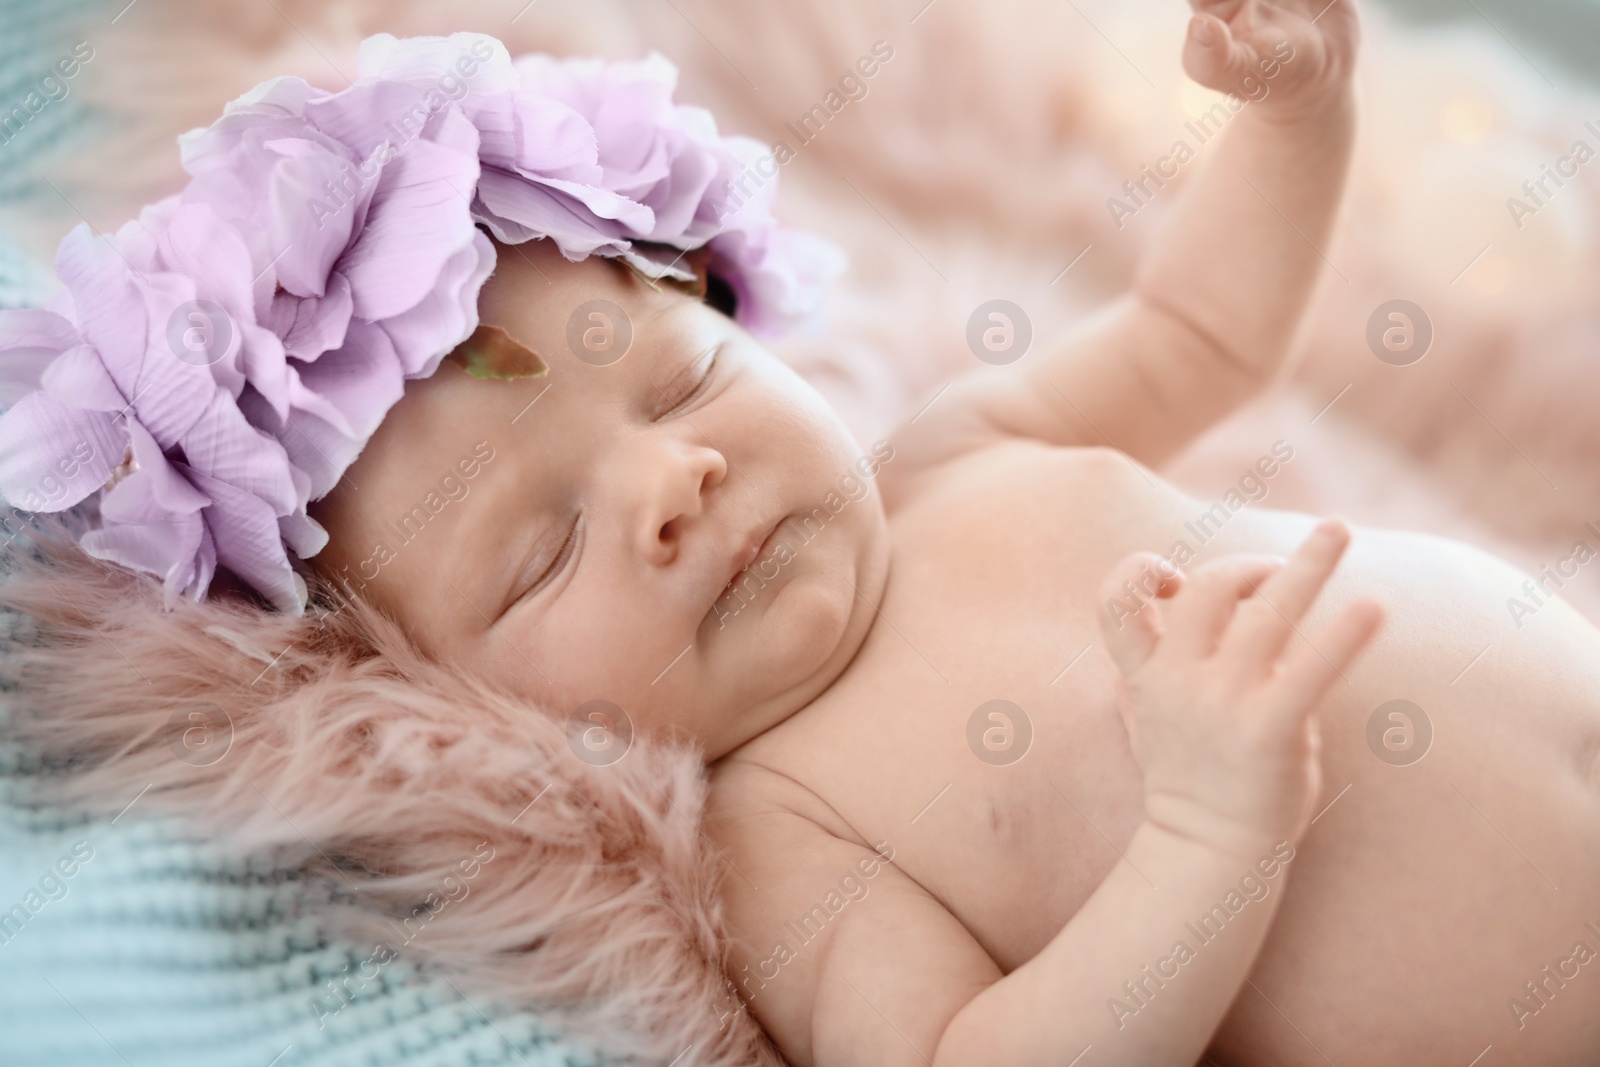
xmin=718 ymin=517 xmax=785 ymax=599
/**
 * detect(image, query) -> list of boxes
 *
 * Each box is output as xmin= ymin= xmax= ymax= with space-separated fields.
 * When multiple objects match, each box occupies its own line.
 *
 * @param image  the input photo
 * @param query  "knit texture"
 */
xmin=0 ymin=749 xmax=602 ymax=1067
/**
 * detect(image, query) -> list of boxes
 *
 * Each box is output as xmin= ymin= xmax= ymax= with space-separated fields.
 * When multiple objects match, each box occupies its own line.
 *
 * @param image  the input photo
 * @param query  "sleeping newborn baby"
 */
xmin=310 ymin=2 xmax=1600 ymax=1064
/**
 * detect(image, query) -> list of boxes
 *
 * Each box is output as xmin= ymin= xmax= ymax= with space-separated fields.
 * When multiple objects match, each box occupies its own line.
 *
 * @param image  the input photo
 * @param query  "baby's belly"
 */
xmin=729 ymin=441 xmax=1600 ymax=1066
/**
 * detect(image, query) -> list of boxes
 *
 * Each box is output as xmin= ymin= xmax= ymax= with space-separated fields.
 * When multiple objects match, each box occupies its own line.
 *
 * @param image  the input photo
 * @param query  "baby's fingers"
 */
xmin=1220 ymin=519 xmax=1352 ymax=675
xmin=1097 ymin=551 xmax=1182 ymax=676
xmin=1182 ymin=12 xmax=1252 ymax=91
xmin=1163 ymin=554 xmax=1288 ymax=658
xmin=1268 ymin=597 xmax=1386 ymax=718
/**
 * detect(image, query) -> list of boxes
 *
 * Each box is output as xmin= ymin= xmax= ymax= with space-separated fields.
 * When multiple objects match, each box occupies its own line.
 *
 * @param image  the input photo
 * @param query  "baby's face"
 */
xmin=310 ymin=238 xmax=889 ymax=760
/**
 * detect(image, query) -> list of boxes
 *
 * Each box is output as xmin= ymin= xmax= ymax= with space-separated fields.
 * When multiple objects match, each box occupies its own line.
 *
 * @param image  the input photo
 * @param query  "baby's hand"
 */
xmin=1097 ymin=519 xmax=1384 ymax=861
xmin=1183 ymin=0 xmax=1360 ymax=120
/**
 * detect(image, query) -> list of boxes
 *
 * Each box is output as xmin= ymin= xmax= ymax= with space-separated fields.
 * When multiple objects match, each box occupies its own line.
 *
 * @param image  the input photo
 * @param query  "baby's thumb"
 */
xmin=1096 ymin=550 xmax=1181 ymax=677
xmin=1182 ymin=14 xmax=1245 ymax=89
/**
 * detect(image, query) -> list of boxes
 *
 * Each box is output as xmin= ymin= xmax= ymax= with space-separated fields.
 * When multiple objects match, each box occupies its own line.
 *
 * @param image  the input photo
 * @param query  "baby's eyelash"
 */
xmin=659 ymin=347 xmax=719 ymax=415
xmin=511 ymin=515 xmax=582 ymax=610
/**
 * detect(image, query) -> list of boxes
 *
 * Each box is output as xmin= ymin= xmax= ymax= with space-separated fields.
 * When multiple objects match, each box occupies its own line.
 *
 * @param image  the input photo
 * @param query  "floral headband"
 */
xmin=0 ymin=32 xmax=842 ymax=615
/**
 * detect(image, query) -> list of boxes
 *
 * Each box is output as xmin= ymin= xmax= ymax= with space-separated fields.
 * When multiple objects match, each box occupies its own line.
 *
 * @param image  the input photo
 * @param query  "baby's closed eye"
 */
xmin=653 ymin=344 xmax=720 ymax=417
xmin=502 ymin=514 xmax=583 ymax=618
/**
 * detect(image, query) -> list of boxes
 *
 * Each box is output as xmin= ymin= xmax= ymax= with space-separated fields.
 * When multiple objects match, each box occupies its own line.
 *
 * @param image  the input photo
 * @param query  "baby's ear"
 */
xmin=445 ymin=323 xmax=549 ymax=381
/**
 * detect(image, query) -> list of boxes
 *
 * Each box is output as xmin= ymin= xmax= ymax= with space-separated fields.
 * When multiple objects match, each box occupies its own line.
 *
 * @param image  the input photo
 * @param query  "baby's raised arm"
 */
xmin=891 ymin=0 xmax=1360 ymax=482
xmin=710 ymin=524 xmax=1384 ymax=1067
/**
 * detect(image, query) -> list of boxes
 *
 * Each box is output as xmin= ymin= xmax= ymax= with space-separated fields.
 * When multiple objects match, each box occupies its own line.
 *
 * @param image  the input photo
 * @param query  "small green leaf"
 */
xmin=446 ymin=324 xmax=550 ymax=381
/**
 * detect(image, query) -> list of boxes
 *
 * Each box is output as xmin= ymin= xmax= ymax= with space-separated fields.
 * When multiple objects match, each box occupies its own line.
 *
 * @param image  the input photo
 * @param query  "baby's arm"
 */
xmin=710 ymin=524 xmax=1384 ymax=1066
xmin=891 ymin=1 xmax=1360 ymax=481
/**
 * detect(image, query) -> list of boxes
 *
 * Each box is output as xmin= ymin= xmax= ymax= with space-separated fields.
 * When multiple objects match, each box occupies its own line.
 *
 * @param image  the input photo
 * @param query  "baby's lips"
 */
xmin=721 ymin=517 xmax=780 ymax=588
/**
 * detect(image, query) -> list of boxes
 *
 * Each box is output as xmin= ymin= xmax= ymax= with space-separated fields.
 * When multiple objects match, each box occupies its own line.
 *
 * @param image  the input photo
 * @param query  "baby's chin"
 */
xmin=697 ymin=541 xmax=882 ymax=745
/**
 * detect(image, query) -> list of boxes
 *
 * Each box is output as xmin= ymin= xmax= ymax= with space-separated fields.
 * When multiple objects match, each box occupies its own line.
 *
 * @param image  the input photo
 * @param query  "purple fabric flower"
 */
xmin=0 ymin=33 xmax=843 ymax=614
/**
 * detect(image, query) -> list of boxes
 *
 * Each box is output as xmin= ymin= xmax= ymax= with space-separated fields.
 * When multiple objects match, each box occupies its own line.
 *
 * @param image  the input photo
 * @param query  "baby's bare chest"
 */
xmin=720 ymin=441 xmax=1600 ymax=1059
xmin=732 ymin=441 xmax=1600 ymax=985
xmin=731 ymin=444 xmax=1197 ymax=967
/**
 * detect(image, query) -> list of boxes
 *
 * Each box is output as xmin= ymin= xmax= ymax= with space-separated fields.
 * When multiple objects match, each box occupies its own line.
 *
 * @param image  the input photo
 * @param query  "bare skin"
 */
xmin=310 ymin=1 xmax=1600 ymax=1064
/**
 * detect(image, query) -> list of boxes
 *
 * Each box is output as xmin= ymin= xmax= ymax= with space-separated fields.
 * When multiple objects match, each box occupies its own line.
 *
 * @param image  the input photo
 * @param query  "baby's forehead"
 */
xmin=476 ymin=239 xmax=706 ymax=357
xmin=332 ymin=265 xmax=715 ymax=498
xmin=319 ymin=241 xmax=731 ymax=511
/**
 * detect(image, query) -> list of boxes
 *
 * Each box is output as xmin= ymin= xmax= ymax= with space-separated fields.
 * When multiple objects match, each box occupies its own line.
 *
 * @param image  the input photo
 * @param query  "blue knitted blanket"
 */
xmin=0 ymin=751 xmax=601 ymax=1067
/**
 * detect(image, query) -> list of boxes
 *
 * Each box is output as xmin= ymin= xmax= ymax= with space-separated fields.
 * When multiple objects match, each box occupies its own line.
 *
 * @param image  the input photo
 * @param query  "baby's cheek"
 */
xmin=533 ymin=604 xmax=714 ymax=749
xmin=541 ymin=583 xmax=681 ymax=704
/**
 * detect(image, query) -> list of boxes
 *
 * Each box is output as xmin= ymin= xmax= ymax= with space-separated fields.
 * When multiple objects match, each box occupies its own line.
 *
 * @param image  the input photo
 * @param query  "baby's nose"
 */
xmin=635 ymin=441 xmax=727 ymax=565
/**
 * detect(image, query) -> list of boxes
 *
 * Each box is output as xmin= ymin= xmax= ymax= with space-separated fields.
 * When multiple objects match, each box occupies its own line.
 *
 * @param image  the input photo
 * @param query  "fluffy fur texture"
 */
xmin=0 ymin=528 xmax=777 ymax=1067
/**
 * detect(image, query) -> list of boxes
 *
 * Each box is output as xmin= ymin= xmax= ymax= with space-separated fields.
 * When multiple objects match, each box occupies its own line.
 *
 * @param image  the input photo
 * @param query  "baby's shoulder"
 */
xmin=704 ymin=754 xmax=862 ymax=850
xmin=700 ymin=758 xmax=900 ymax=1053
xmin=880 ymin=419 xmax=1151 ymax=517
xmin=702 ymin=756 xmax=1001 ymax=1066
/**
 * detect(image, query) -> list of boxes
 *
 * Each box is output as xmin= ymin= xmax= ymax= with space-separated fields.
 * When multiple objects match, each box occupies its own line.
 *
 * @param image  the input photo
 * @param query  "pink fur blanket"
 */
xmin=0 ymin=537 xmax=773 ymax=1066
xmin=6 ymin=3 xmax=1596 ymax=1065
